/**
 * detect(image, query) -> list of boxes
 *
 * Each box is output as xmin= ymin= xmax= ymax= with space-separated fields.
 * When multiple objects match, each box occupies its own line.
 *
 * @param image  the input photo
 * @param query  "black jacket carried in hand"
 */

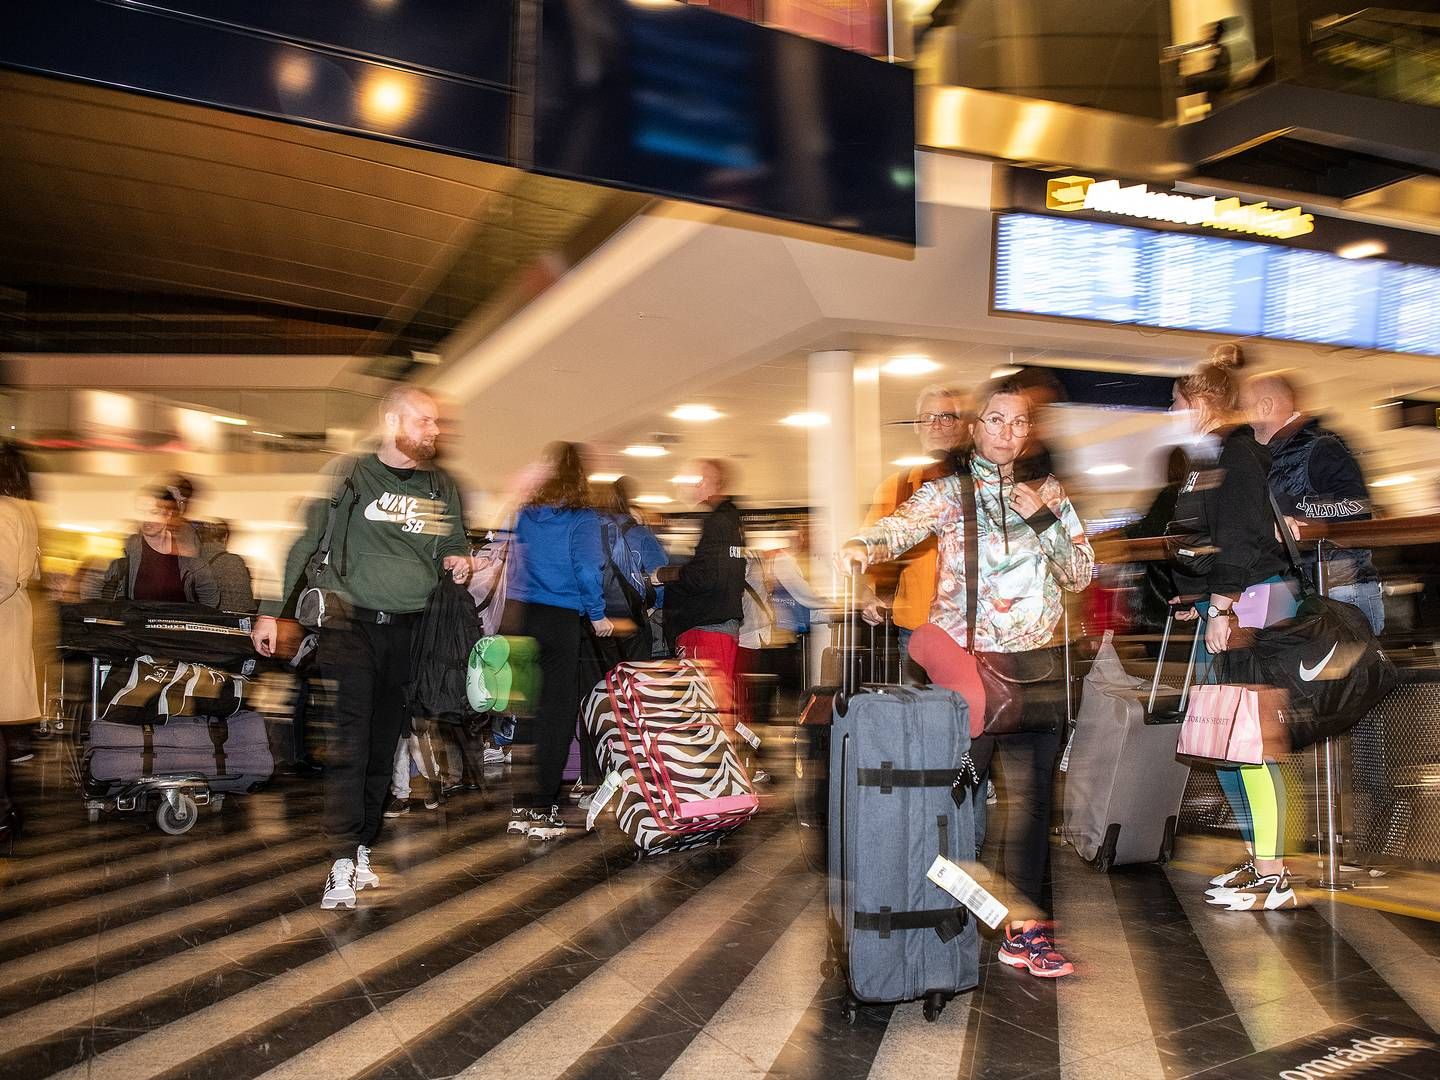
xmin=1171 ymin=425 xmax=1290 ymax=599
xmin=660 ymin=497 xmax=745 ymax=641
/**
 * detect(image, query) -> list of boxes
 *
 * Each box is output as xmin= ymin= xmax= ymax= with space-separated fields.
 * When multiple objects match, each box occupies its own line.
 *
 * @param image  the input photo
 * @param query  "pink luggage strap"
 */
xmin=604 ymin=664 xmax=757 ymax=835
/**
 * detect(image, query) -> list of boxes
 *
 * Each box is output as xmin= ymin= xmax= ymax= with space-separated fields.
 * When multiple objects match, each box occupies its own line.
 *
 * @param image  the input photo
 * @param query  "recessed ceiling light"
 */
xmin=892 ymin=455 xmax=937 ymax=468
xmin=1086 ymin=463 xmax=1131 ymax=476
xmin=1372 ymin=474 xmax=1415 ymax=488
xmin=670 ymin=474 xmax=701 ymax=485
xmin=633 ymin=494 xmax=673 ymax=505
xmin=622 ymin=445 xmax=669 ymax=458
xmin=669 ymin=404 xmax=722 ymax=422
xmin=1337 ymin=240 xmax=1386 ymax=260
xmin=588 ymin=472 xmax=622 ymax=483
xmin=883 ymin=354 xmax=940 ymax=377
xmin=212 ymin=415 xmax=248 ymax=426
xmin=781 ymin=412 xmax=829 ymax=428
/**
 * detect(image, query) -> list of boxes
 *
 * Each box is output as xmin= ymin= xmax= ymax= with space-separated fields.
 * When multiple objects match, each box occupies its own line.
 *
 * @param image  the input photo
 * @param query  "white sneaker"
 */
xmin=322 ymin=858 xmax=357 ymax=909
xmin=1218 ymin=870 xmax=1302 ymax=912
xmin=484 ymin=745 xmax=511 ymax=767
xmin=1209 ymin=856 xmax=1254 ymax=888
xmin=355 ymin=846 xmax=379 ymax=890
xmin=577 ymin=792 xmax=594 ymax=812
xmin=526 ymin=805 xmax=568 ymax=841
xmin=508 ymin=807 xmax=544 ymax=834
xmin=751 ymin=768 xmax=771 ymax=785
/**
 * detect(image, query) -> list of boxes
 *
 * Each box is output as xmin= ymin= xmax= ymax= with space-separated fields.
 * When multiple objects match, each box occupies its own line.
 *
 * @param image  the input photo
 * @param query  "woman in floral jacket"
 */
xmin=841 ymin=376 xmax=1093 ymax=978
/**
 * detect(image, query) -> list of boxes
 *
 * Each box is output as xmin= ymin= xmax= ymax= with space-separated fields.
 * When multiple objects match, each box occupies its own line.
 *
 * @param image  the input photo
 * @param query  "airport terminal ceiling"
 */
xmin=0 ymin=70 xmax=645 ymax=363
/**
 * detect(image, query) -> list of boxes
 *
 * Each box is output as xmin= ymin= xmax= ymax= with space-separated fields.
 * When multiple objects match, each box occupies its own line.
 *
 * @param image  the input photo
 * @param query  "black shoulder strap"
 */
xmin=1241 ymin=438 xmax=1312 ymax=592
xmin=309 ymin=456 xmax=363 ymax=580
xmin=959 ymin=470 xmax=978 ymax=652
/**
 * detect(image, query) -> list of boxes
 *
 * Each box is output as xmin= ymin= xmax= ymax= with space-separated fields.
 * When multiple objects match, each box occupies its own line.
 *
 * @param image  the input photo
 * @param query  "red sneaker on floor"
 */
xmin=997 ymin=920 xmax=1075 ymax=978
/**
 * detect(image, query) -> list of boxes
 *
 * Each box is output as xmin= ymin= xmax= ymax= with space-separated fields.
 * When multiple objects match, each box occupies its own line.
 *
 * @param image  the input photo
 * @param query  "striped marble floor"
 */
xmin=1 ymin=749 xmax=1438 ymax=1080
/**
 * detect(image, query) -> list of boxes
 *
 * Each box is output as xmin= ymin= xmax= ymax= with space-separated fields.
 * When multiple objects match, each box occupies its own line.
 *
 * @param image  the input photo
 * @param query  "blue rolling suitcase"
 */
xmin=826 ymin=588 xmax=980 ymax=1022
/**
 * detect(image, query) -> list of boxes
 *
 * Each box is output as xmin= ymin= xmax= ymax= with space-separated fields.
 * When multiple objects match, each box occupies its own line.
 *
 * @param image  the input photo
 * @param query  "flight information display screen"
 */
xmin=993 ymin=213 xmax=1440 ymax=357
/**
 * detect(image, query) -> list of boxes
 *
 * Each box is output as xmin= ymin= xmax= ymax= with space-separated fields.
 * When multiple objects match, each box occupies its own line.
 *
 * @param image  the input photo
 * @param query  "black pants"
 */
xmin=319 ymin=618 xmax=415 ymax=861
xmin=576 ymin=626 xmax=650 ymax=786
xmin=518 ymin=601 xmax=587 ymax=809
xmin=970 ymin=727 xmax=1062 ymax=915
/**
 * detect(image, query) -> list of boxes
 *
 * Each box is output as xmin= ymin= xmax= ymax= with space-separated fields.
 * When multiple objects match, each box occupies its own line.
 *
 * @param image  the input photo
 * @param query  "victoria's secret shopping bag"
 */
xmin=1177 ymin=683 xmax=1289 ymax=765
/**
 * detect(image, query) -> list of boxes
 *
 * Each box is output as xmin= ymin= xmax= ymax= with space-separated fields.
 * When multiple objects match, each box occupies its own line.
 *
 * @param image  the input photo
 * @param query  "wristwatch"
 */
xmin=1207 ymin=605 xmax=1237 ymax=620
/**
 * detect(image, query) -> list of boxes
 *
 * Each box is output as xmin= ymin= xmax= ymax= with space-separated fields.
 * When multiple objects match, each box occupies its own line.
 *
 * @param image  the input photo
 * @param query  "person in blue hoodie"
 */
xmin=505 ymin=442 xmax=611 ymax=839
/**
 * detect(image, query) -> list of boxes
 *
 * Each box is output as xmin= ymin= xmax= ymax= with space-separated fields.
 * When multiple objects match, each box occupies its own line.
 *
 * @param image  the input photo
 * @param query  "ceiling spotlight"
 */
xmin=1371 ymin=474 xmax=1415 ymax=488
xmin=633 ymin=494 xmax=673 ymax=505
xmin=781 ymin=412 xmax=829 ymax=428
xmin=212 ymin=415 xmax=248 ymax=426
xmin=1085 ymin=463 xmax=1131 ymax=476
xmin=669 ymin=404 xmax=722 ymax=422
xmin=883 ymin=354 xmax=940 ymax=377
xmin=892 ymin=455 xmax=936 ymax=468
xmin=1337 ymin=240 xmax=1386 ymax=260
xmin=670 ymin=474 xmax=702 ymax=485
xmin=622 ymin=445 xmax=669 ymax=458
xmin=588 ymin=472 xmax=622 ymax=483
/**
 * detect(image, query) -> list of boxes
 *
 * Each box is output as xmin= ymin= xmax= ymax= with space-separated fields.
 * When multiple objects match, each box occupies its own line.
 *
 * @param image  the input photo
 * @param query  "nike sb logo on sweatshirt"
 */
xmin=364 ymin=491 xmax=450 ymax=535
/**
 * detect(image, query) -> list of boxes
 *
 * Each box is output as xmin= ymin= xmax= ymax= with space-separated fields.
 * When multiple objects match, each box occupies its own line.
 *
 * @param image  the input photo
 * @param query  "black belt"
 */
xmin=349 ymin=606 xmax=422 ymax=626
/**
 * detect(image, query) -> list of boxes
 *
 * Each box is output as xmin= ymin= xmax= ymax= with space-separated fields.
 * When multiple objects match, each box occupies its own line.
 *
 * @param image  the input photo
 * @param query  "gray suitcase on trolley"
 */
xmin=827 ymin=686 xmax=979 ymax=1021
xmin=1061 ymin=624 xmax=1197 ymax=870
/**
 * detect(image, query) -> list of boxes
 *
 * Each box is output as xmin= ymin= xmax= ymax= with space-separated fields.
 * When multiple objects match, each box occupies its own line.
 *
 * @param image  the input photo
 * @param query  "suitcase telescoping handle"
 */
xmin=1147 ymin=603 xmax=1204 ymax=713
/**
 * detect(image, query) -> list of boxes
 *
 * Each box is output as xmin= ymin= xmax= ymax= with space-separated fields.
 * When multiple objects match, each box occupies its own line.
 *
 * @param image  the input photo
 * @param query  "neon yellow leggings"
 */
xmin=1216 ymin=762 xmax=1287 ymax=861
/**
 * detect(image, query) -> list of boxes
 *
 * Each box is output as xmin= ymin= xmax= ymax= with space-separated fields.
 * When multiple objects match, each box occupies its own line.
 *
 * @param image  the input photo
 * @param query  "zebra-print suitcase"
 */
xmin=581 ymin=660 xmax=759 ymax=855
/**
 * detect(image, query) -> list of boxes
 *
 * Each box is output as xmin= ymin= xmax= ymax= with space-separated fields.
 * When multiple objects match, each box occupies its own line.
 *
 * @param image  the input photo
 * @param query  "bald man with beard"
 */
xmin=253 ymin=387 xmax=473 ymax=910
xmin=1240 ymin=373 xmax=1384 ymax=634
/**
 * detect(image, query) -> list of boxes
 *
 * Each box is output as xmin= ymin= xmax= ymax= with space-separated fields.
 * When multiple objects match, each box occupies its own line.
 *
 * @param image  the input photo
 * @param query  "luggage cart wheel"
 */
xmin=841 ymin=996 xmax=859 ymax=1026
xmin=157 ymin=792 xmax=199 ymax=835
xmin=923 ymin=991 xmax=947 ymax=1023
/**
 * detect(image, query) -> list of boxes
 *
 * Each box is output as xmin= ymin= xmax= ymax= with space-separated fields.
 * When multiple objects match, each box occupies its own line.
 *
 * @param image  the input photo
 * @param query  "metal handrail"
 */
xmin=1095 ymin=514 xmax=1440 ymax=566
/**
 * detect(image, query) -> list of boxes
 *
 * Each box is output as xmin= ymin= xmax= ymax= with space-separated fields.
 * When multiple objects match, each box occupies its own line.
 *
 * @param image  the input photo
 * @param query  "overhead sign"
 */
xmin=1045 ymin=175 xmax=1315 ymax=240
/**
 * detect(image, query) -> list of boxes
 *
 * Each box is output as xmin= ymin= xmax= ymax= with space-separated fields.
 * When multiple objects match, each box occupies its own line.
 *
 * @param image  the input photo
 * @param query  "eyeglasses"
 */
xmin=915 ymin=412 xmax=961 ymax=428
xmin=978 ymin=414 xmax=1032 ymax=437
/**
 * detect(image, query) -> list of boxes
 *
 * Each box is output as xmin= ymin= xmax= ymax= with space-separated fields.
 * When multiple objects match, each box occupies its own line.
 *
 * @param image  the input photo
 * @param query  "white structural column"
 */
xmin=806 ymin=350 xmax=859 ymax=601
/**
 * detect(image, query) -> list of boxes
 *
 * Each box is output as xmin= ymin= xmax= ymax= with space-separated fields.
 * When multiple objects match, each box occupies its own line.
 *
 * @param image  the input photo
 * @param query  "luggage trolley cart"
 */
xmin=57 ymin=601 xmax=274 ymax=835
xmin=66 ymin=655 xmax=229 ymax=835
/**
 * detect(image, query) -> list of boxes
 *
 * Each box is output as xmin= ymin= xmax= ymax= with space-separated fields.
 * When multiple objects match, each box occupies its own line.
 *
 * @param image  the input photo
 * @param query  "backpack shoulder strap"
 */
xmin=309 ymin=455 xmax=363 ymax=578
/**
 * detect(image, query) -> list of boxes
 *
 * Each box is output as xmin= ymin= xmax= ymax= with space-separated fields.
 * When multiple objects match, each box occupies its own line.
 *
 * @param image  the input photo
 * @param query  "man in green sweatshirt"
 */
xmin=252 ymin=387 xmax=472 ymax=910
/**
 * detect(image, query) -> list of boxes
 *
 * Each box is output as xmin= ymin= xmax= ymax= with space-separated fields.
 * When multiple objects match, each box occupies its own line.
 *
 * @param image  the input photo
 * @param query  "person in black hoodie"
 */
xmin=658 ymin=459 xmax=746 ymax=728
xmin=1168 ymin=346 xmax=1303 ymax=913
xmin=1239 ymin=373 xmax=1383 ymax=635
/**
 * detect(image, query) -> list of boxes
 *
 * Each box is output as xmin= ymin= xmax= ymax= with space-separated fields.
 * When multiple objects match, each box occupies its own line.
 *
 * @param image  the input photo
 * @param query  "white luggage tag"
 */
xmin=927 ymin=855 xmax=1009 ymax=930
xmin=734 ymin=721 xmax=762 ymax=750
xmin=586 ymin=771 xmax=624 ymax=832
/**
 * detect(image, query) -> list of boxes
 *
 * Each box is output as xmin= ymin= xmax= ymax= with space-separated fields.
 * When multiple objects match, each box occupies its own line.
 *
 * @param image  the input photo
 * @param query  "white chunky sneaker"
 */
xmin=1209 ymin=856 xmax=1255 ymax=888
xmin=526 ymin=805 xmax=568 ymax=841
xmin=1219 ymin=870 xmax=1302 ymax=912
xmin=508 ymin=807 xmax=544 ymax=834
xmin=355 ymin=845 xmax=379 ymax=890
xmin=321 ymin=858 xmax=357 ymax=910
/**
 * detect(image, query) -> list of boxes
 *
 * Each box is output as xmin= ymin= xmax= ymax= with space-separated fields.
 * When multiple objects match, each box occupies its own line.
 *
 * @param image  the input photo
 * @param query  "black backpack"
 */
xmin=408 ymin=577 xmax=483 ymax=723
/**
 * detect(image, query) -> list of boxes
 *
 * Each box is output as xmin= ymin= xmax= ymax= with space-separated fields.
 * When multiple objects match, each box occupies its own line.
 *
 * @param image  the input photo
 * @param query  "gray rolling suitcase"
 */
xmin=1061 ymin=618 xmax=1199 ymax=870
xmin=827 ymin=679 xmax=979 ymax=1022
